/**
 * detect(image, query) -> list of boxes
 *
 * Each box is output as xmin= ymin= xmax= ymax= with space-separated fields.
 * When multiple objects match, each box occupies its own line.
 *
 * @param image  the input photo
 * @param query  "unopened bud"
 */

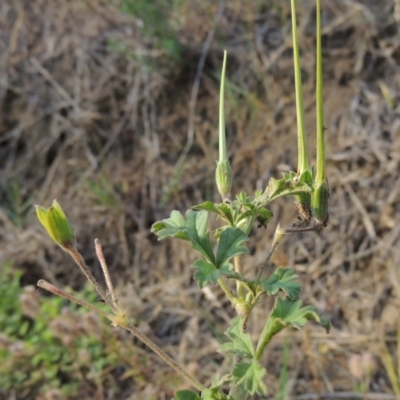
xmin=35 ymin=200 xmax=75 ymax=250
xmin=215 ymin=159 xmax=232 ymax=199
xmin=312 ymin=179 xmax=329 ymax=226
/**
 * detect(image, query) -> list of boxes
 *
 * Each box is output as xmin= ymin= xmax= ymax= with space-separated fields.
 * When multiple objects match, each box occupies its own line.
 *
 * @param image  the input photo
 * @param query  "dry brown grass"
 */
xmin=1 ymin=0 xmax=400 ymax=399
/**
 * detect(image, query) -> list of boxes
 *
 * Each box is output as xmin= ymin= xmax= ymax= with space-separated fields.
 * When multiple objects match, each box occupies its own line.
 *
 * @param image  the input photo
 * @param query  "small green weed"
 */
xmin=114 ymin=0 xmax=183 ymax=67
xmin=0 ymin=176 xmax=32 ymax=228
xmin=0 ymin=264 xmax=141 ymax=399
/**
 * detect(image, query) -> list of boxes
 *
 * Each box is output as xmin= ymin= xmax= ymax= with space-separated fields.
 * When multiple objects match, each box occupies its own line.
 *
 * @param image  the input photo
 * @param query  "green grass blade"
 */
xmin=291 ymin=0 xmax=309 ymax=174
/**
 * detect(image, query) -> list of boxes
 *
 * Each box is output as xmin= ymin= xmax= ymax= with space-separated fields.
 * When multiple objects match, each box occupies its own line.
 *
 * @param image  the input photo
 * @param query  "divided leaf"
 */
xmin=231 ymin=360 xmax=267 ymax=396
xmin=192 ymin=260 xmax=221 ymax=289
xmin=152 ymin=210 xmax=215 ymax=263
xmin=235 ymin=192 xmax=273 ymax=228
xmin=219 ymin=316 xmax=255 ymax=359
xmin=192 ymin=201 xmax=220 ymax=214
xmin=151 ymin=210 xmax=188 ymax=240
xmin=299 ymin=169 xmax=313 ymax=185
xmin=193 ymin=201 xmax=234 ymax=225
xmin=272 ymin=298 xmax=330 ymax=332
xmin=256 ymin=298 xmax=330 ymax=358
xmin=264 ymin=172 xmax=312 ymax=203
xmin=216 ymin=227 xmax=249 ymax=268
xmin=261 ymin=267 xmax=301 ymax=300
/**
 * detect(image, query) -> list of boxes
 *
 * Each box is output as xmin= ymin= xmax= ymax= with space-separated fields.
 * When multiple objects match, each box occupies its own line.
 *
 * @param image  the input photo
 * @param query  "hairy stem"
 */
xmin=67 ymin=248 xmax=117 ymax=312
xmin=95 ymin=238 xmax=118 ymax=307
xmin=37 ymin=280 xmax=114 ymax=320
xmin=217 ymin=277 xmax=237 ymax=306
xmin=234 ymin=255 xmax=246 ymax=300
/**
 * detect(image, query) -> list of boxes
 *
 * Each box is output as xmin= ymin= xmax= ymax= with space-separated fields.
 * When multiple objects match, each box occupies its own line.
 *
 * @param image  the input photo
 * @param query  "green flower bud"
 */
xmin=311 ymin=179 xmax=329 ymax=226
xmin=215 ymin=159 xmax=232 ymax=199
xmin=35 ymin=200 xmax=75 ymax=250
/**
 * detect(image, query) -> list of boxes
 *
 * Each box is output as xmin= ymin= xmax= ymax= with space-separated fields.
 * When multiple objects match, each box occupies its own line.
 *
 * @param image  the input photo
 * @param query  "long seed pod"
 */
xmin=291 ymin=0 xmax=312 ymax=225
xmin=215 ymin=50 xmax=232 ymax=200
xmin=312 ymin=0 xmax=329 ymax=226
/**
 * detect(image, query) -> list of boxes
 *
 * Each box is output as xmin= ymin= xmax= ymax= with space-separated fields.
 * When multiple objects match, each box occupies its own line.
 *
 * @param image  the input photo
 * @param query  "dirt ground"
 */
xmin=1 ymin=0 xmax=400 ymax=399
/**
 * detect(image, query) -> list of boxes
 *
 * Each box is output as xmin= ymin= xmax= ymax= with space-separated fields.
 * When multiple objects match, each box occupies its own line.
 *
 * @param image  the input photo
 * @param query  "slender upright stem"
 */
xmin=397 ymin=318 xmax=400 ymax=380
xmin=234 ymin=255 xmax=246 ymax=300
xmin=315 ymin=0 xmax=325 ymax=185
xmin=68 ymin=248 xmax=116 ymax=312
xmin=95 ymin=239 xmax=118 ymax=307
xmin=217 ymin=277 xmax=237 ymax=306
xmin=291 ymin=0 xmax=309 ymax=174
xmin=219 ymin=50 xmax=227 ymax=162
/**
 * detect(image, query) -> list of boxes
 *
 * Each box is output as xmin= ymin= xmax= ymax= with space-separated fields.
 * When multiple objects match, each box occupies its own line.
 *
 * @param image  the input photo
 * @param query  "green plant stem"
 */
xmin=217 ymin=277 xmax=237 ymax=306
xmin=291 ymin=0 xmax=309 ymax=174
xmin=219 ymin=50 xmax=227 ymax=161
xmin=255 ymin=323 xmax=274 ymax=361
xmin=234 ymin=255 xmax=246 ymax=300
xmin=398 ymin=319 xmax=400 ymax=383
xmin=315 ymin=0 xmax=325 ymax=186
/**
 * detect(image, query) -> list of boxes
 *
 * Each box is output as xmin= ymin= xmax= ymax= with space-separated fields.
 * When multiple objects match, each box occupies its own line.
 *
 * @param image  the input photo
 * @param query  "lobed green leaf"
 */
xmin=231 ymin=359 xmax=267 ymax=396
xmin=193 ymin=201 xmax=234 ymax=225
xmin=219 ymin=316 xmax=254 ymax=359
xmin=261 ymin=267 xmax=301 ymax=300
xmin=151 ymin=210 xmax=215 ymax=263
xmin=256 ymin=298 xmax=330 ymax=359
xmin=192 ymin=260 xmax=220 ymax=289
xmin=216 ymin=227 xmax=249 ymax=268
xmin=264 ymin=172 xmax=312 ymax=203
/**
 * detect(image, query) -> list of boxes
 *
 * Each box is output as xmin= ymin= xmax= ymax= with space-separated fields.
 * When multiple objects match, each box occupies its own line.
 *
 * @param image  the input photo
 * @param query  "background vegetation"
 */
xmin=1 ymin=0 xmax=400 ymax=398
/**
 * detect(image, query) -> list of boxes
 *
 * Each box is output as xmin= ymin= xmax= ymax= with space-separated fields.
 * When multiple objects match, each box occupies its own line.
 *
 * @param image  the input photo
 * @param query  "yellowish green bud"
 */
xmin=35 ymin=200 xmax=75 ymax=250
xmin=215 ymin=159 xmax=232 ymax=199
xmin=311 ymin=180 xmax=329 ymax=226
